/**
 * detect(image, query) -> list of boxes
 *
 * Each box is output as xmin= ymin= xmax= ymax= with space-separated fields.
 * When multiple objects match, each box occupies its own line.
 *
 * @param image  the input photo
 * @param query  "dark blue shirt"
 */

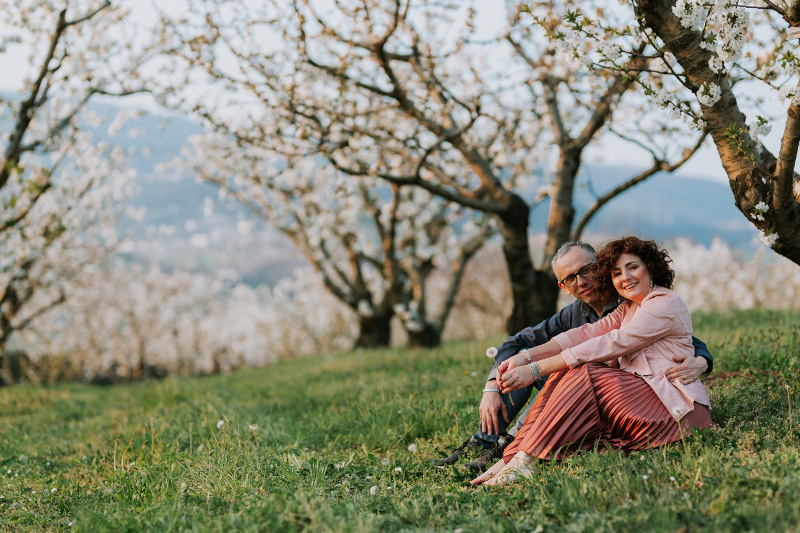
xmin=487 ymin=299 xmax=713 ymax=387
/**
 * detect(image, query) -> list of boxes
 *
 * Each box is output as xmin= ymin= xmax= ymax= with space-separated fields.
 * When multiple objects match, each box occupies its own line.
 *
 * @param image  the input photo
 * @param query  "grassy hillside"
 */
xmin=1 ymin=310 xmax=799 ymax=532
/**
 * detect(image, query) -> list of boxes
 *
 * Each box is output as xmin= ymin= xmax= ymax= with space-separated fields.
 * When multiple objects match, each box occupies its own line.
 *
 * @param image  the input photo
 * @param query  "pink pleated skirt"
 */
xmin=503 ymin=363 xmax=712 ymax=462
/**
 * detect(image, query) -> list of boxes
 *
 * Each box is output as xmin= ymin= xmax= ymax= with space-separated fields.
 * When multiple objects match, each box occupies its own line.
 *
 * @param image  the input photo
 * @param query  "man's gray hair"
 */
xmin=550 ymin=241 xmax=597 ymax=274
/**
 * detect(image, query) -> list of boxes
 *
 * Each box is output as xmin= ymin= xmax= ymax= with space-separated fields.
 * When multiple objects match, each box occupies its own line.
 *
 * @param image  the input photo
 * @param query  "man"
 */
xmin=434 ymin=241 xmax=712 ymax=472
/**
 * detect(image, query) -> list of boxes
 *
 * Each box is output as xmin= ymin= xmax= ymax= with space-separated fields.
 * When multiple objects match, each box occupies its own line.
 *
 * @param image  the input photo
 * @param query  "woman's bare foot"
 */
xmin=469 ymin=458 xmax=506 ymax=485
xmin=483 ymin=451 xmax=536 ymax=486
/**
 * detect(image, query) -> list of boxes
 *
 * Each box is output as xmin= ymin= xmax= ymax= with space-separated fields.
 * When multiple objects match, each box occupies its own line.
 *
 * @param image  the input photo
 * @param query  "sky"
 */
xmin=0 ymin=1 xmax=790 ymax=184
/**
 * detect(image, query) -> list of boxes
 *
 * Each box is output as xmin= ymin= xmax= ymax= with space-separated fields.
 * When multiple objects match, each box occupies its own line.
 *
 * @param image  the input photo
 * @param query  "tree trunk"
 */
xmin=406 ymin=322 xmax=442 ymax=348
xmin=636 ymin=0 xmax=800 ymax=265
xmin=355 ymin=312 xmax=393 ymax=348
xmin=497 ymin=193 xmax=560 ymax=334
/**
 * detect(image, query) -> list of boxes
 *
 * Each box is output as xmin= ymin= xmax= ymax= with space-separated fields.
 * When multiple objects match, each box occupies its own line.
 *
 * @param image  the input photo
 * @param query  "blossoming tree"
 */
xmin=158 ymin=0 xmax=706 ymax=333
xmin=178 ymin=133 xmax=492 ymax=347
xmin=550 ymin=0 xmax=800 ymax=263
xmin=0 ymin=1 xmax=148 ymax=357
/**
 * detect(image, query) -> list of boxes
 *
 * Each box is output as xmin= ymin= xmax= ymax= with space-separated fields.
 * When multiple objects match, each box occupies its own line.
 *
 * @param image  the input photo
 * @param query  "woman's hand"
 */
xmin=499 ymin=364 xmax=535 ymax=394
xmin=497 ymin=350 xmax=528 ymax=375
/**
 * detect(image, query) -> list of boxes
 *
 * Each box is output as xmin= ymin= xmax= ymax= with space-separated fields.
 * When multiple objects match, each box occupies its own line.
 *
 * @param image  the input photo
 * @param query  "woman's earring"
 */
xmin=649 ymin=279 xmax=654 ymax=290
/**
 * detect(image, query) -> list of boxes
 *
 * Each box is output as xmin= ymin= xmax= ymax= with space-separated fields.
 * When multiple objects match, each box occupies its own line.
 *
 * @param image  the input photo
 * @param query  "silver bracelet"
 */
xmin=528 ymin=361 xmax=541 ymax=381
xmin=483 ymin=388 xmax=501 ymax=393
xmin=522 ymin=349 xmax=532 ymax=364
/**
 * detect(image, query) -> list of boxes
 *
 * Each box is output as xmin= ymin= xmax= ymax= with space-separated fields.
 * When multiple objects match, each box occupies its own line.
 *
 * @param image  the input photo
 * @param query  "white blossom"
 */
xmin=708 ymin=56 xmax=725 ymax=74
xmin=697 ymin=82 xmax=722 ymax=107
xmin=759 ymin=230 xmax=779 ymax=247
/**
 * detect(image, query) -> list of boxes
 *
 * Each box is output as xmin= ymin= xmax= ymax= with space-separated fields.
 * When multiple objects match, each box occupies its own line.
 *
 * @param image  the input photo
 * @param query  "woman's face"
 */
xmin=611 ymin=252 xmax=652 ymax=303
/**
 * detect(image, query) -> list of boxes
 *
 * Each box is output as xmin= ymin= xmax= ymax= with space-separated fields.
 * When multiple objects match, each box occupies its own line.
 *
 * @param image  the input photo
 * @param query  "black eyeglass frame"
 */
xmin=559 ymin=263 xmax=596 ymax=288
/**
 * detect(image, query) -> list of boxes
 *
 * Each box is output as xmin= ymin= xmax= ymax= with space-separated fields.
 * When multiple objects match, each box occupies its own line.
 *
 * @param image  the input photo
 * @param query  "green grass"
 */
xmin=1 ymin=309 xmax=799 ymax=532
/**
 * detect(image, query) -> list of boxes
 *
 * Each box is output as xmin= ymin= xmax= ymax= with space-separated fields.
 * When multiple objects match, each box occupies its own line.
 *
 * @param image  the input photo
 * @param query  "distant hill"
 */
xmin=537 ymin=166 xmax=756 ymax=247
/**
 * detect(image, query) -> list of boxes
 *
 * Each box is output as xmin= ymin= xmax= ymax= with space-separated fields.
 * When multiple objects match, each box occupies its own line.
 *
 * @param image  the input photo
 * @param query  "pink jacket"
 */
xmin=553 ymin=287 xmax=710 ymax=419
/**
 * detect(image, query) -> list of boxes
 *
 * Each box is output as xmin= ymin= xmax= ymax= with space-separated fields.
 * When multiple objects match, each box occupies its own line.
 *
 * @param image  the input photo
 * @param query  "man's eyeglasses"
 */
xmin=559 ymin=263 xmax=596 ymax=287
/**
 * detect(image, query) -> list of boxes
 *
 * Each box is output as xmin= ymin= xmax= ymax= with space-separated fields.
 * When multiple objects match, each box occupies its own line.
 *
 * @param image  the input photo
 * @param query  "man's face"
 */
xmin=553 ymin=247 xmax=603 ymax=309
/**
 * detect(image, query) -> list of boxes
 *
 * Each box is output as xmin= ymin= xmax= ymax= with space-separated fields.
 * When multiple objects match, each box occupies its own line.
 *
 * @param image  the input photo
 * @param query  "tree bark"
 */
xmin=497 ymin=193 xmax=559 ymax=334
xmin=406 ymin=323 xmax=442 ymax=348
xmin=355 ymin=312 xmax=393 ymax=348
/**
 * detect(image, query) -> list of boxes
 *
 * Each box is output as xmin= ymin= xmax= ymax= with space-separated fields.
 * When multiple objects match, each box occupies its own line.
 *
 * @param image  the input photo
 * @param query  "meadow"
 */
xmin=1 ymin=309 xmax=799 ymax=532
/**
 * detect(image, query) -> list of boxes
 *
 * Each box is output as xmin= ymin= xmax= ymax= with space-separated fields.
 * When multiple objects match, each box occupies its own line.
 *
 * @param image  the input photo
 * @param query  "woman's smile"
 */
xmin=612 ymin=253 xmax=652 ymax=303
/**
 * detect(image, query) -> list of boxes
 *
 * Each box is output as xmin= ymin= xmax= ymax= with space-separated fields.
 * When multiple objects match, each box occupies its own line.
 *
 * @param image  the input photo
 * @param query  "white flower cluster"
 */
xmin=697 ymin=82 xmax=722 ymax=107
xmin=689 ymin=118 xmax=708 ymax=131
xmin=671 ymin=238 xmax=800 ymax=313
xmin=675 ymin=0 xmax=748 ymax=62
xmin=671 ymin=0 xmax=708 ymax=29
xmin=750 ymin=201 xmax=769 ymax=222
xmin=708 ymin=56 xmax=725 ymax=74
xmin=759 ymin=230 xmax=779 ymax=247
xmin=778 ymin=86 xmax=800 ymax=106
xmin=749 ymin=119 xmax=772 ymax=139
xmin=11 ymin=265 xmax=358 ymax=381
xmin=598 ymin=41 xmax=624 ymax=63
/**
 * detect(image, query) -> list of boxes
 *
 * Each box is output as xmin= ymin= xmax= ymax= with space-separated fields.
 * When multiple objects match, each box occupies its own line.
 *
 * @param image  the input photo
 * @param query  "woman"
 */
xmin=472 ymin=237 xmax=712 ymax=486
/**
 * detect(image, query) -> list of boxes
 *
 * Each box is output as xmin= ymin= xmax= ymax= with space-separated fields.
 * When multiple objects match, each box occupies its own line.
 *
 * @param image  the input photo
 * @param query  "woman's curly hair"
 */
xmin=594 ymin=236 xmax=675 ymax=303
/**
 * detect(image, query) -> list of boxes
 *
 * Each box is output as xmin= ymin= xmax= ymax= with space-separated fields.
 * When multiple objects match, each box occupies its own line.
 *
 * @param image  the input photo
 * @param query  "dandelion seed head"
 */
xmin=248 ymin=424 xmax=258 ymax=430
xmin=381 ymin=458 xmax=390 ymax=465
xmin=408 ymin=444 xmax=418 ymax=454
xmin=369 ymin=485 xmax=378 ymax=495
xmin=670 ymin=476 xmax=676 ymax=482
xmin=394 ymin=467 xmax=402 ymax=473
xmin=642 ymin=475 xmax=648 ymax=480
xmin=216 ymin=420 xmax=224 ymax=429
xmin=485 ymin=347 xmax=498 ymax=358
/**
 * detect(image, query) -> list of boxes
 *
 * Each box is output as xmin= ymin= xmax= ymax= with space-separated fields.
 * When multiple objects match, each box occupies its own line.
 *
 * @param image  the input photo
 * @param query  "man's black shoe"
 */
xmin=466 ymin=434 xmax=514 ymax=473
xmin=432 ymin=437 xmax=482 ymax=467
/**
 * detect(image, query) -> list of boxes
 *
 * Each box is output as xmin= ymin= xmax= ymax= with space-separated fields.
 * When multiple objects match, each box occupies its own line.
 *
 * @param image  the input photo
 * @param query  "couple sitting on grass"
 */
xmin=435 ymin=237 xmax=713 ymax=486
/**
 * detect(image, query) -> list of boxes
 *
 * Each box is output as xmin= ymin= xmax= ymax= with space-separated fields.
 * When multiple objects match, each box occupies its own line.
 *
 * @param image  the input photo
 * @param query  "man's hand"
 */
xmin=479 ymin=387 xmax=509 ymax=435
xmin=665 ymin=356 xmax=708 ymax=385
